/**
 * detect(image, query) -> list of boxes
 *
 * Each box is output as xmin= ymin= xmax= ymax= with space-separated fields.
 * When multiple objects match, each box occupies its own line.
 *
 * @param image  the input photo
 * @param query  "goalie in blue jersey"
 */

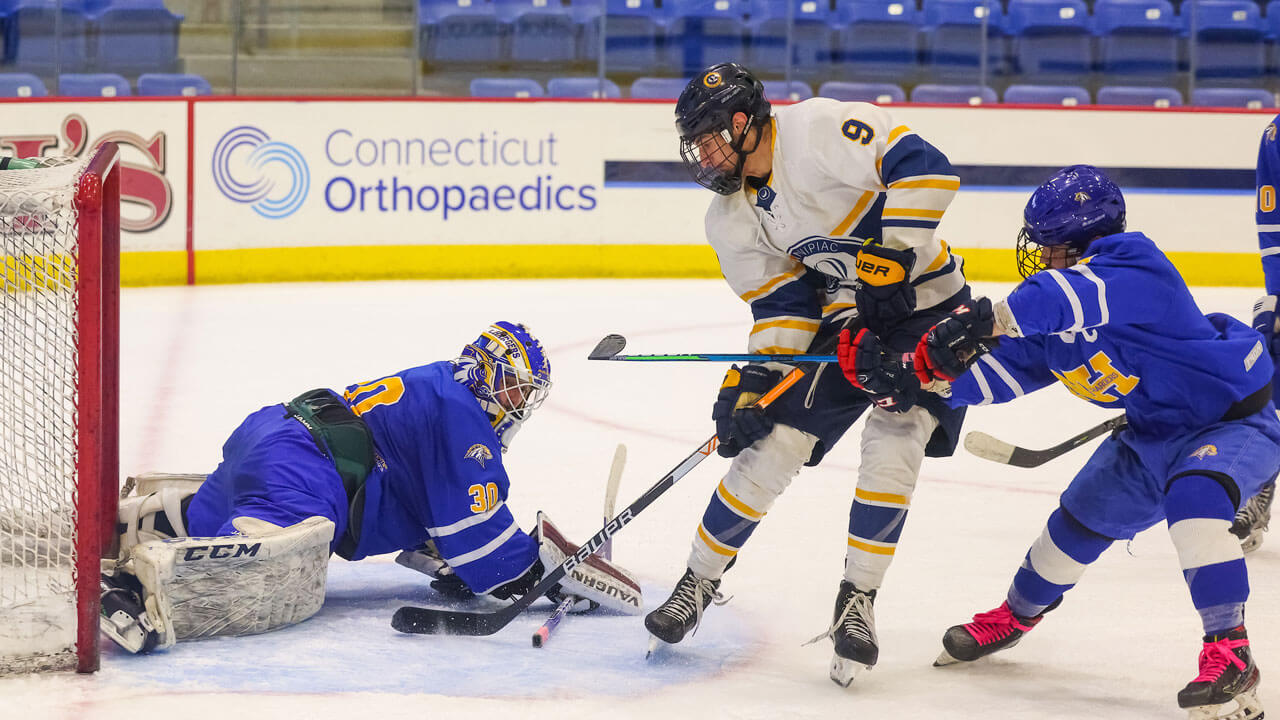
xmin=100 ymin=321 xmax=642 ymax=655
xmin=837 ymin=165 xmax=1278 ymax=720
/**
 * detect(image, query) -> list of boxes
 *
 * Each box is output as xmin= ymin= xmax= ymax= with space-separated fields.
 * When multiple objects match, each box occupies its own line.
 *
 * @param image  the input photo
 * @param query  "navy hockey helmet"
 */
xmin=454 ymin=321 xmax=552 ymax=451
xmin=675 ymin=62 xmax=772 ymax=195
xmin=1016 ymin=164 xmax=1126 ymax=278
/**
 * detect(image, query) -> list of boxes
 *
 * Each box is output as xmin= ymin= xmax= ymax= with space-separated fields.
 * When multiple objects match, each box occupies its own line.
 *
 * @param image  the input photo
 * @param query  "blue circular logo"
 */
xmin=212 ymin=126 xmax=309 ymax=219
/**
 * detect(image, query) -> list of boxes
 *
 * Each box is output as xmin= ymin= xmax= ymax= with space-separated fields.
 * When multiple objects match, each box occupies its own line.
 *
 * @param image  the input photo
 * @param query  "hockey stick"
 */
xmin=532 ymin=443 xmax=627 ymax=648
xmin=392 ymin=369 xmax=804 ymax=637
xmin=588 ymin=333 xmax=835 ymax=363
xmin=963 ymin=414 xmax=1127 ymax=468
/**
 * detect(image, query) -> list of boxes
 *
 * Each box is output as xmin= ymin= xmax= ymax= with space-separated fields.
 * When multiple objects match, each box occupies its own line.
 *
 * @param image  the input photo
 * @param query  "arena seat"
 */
xmin=1094 ymin=0 xmax=1178 ymax=82
xmin=1002 ymin=83 xmax=1089 ymax=104
xmin=0 ymin=71 xmax=46 ymax=97
xmin=1190 ymin=86 xmax=1275 ymax=107
xmin=629 ymin=76 xmax=689 ymax=98
xmin=57 ymin=71 xmax=129 ymax=96
xmin=88 ymin=0 xmax=182 ymax=74
xmin=833 ymin=0 xmax=922 ymax=79
xmin=136 ymin=72 xmax=211 ymax=96
xmin=419 ymin=0 xmax=506 ymax=66
xmin=469 ymin=77 xmax=545 ymax=97
xmin=1006 ymin=0 xmax=1092 ymax=82
xmin=817 ymin=80 xmax=906 ymax=102
xmin=1096 ymin=84 xmax=1183 ymax=106
xmin=547 ymin=76 xmax=622 ymax=97
xmin=910 ymin=83 xmax=998 ymax=104
xmin=1183 ymin=0 xmax=1266 ymax=83
xmin=576 ymin=0 xmax=663 ymax=74
xmin=762 ymin=79 xmax=813 ymax=101
xmin=663 ymin=0 xmax=749 ymax=76
xmin=746 ymin=0 xmax=835 ymax=79
xmin=497 ymin=0 xmax=579 ymax=65
xmin=920 ymin=0 xmax=1008 ymax=79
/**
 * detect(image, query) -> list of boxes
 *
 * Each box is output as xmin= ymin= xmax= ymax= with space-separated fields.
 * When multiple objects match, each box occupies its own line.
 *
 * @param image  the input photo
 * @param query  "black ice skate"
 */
xmin=806 ymin=580 xmax=878 ymax=687
xmin=100 ymin=572 xmax=159 ymax=654
xmin=644 ymin=568 xmax=723 ymax=652
xmin=1231 ymin=481 xmax=1274 ymax=554
xmin=934 ymin=598 xmax=1058 ymax=666
xmin=1178 ymin=626 xmax=1264 ymax=720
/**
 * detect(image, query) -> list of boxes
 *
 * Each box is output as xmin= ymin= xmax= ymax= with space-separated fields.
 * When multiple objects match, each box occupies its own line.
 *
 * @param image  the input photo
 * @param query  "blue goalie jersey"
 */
xmin=947 ymin=232 xmax=1272 ymax=436
xmin=343 ymin=361 xmax=539 ymax=595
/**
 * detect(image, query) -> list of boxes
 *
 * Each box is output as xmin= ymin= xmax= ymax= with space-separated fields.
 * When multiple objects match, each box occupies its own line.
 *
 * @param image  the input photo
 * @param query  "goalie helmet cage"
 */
xmin=0 ymin=143 xmax=120 ymax=675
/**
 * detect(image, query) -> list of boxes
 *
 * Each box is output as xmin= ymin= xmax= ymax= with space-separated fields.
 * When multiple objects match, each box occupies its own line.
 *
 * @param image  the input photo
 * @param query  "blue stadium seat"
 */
xmin=419 ymin=0 xmax=506 ymax=66
xmin=576 ymin=0 xmax=662 ymax=74
xmin=1191 ymin=87 xmax=1275 ymax=107
xmin=762 ymin=79 xmax=813 ymax=101
xmin=920 ymin=0 xmax=1008 ymax=79
xmin=469 ymin=77 xmax=544 ymax=97
xmin=663 ymin=0 xmax=748 ymax=76
xmin=1006 ymin=0 xmax=1092 ymax=81
xmin=1096 ymin=84 xmax=1182 ymax=105
xmin=834 ymin=0 xmax=922 ymax=79
xmin=1002 ymin=83 xmax=1090 ymax=104
xmin=1094 ymin=0 xmax=1178 ymax=81
xmin=136 ymin=72 xmax=211 ymax=96
xmin=58 ymin=72 xmax=129 ymax=96
xmin=629 ymin=76 xmax=689 ymax=98
xmin=87 ymin=0 xmax=182 ymax=74
xmin=817 ymin=80 xmax=906 ymax=102
xmin=496 ymin=0 xmax=578 ymax=64
xmin=745 ymin=0 xmax=835 ymax=79
xmin=0 ymin=71 xmax=46 ymax=97
xmin=547 ymin=76 xmax=621 ymax=97
xmin=910 ymin=83 xmax=997 ymax=103
xmin=1183 ymin=0 xmax=1266 ymax=83
xmin=4 ymin=1 xmax=92 ymax=71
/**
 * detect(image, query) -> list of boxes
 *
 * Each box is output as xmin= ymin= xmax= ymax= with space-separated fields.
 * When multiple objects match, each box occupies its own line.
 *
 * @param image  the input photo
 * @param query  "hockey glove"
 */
xmin=855 ymin=244 xmax=917 ymax=332
xmin=914 ymin=297 xmax=998 ymax=384
xmin=836 ymin=328 xmax=919 ymax=412
xmin=712 ymin=364 xmax=782 ymax=458
xmin=1253 ymin=295 xmax=1280 ymax=363
xmin=489 ymin=558 xmax=545 ymax=601
xmin=395 ymin=543 xmax=477 ymax=600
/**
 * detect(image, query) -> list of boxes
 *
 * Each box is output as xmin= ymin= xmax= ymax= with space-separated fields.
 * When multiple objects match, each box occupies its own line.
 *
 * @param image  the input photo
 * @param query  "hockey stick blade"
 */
xmin=392 ymin=368 xmax=804 ymax=637
xmin=588 ymin=334 xmax=627 ymax=360
xmin=964 ymin=414 xmax=1127 ymax=468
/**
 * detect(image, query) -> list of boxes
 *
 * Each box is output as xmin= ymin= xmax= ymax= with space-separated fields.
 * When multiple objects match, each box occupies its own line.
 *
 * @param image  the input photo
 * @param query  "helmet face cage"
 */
xmin=1016 ymin=164 xmax=1126 ymax=279
xmin=675 ymin=63 xmax=771 ymax=196
xmin=455 ymin=321 xmax=552 ymax=429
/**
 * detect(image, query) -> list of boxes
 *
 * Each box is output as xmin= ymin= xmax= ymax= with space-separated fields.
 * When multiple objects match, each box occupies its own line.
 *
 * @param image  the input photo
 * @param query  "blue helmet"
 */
xmin=1016 ymin=164 xmax=1126 ymax=278
xmin=454 ymin=321 xmax=551 ymax=452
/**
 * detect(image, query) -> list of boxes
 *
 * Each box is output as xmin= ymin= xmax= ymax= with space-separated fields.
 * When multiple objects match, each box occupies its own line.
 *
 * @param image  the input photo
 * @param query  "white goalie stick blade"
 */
xmin=830 ymin=656 xmax=871 ymax=688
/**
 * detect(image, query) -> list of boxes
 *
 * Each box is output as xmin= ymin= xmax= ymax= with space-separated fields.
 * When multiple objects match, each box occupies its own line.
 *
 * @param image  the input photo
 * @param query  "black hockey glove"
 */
xmin=836 ymin=328 xmax=919 ymax=413
xmin=429 ymin=572 xmax=476 ymax=601
xmin=914 ymin=297 xmax=998 ymax=384
xmin=489 ymin=558 xmax=545 ymax=601
xmin=712 ymin=364 xmax=782 ymax=458
xmin=854 ymin=244 xmax=917 ymax=333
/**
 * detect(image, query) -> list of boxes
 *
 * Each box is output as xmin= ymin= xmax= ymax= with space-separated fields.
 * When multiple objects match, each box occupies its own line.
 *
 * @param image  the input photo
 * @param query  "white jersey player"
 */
xmin=643 ymin=62 xmax=973 ymax=686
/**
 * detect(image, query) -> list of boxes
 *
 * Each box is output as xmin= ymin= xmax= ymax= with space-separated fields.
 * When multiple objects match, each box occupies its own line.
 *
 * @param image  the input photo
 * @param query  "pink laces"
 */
xmin=965 ymin=602 xmax=1036 ymax=646
xmin=1192 ymin=637 xmax=1250 ymax=683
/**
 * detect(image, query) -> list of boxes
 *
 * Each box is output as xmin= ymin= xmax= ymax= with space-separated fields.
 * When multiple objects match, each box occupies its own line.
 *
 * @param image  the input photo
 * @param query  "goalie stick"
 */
xmin=532 ymin=443 xmax=627 ymax=648
xmin=589 ymin=333 xmax=836 ymax=363
xmin=392 ymin=368 xmax=805 ymax=637
xmin=964 ymin=414 xmax=1127 ymax=468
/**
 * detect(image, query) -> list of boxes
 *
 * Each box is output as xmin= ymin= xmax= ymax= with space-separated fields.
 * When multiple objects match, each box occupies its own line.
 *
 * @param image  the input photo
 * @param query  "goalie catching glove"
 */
xmin=396 ymin=513 xmax=643 ymax=614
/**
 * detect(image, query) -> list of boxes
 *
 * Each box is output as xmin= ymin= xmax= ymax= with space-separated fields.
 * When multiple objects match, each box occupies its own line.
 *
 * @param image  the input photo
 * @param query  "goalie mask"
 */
xmin=454 ymin=321 xmax=551 ymax=452
xmin=675 ymin=62 xmax=772 ymax=195
xmin=1017 ymin=164 xmax=1126 ymax=279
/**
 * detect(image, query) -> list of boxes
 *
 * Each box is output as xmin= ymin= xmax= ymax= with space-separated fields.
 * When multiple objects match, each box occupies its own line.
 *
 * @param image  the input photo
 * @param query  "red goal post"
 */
xmin=0 ymin=142 xmax=120 ymax=674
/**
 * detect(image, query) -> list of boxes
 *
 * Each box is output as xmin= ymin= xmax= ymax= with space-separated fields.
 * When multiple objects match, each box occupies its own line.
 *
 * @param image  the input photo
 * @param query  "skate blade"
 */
xmin=645 ymin=634 xmax=663 ymax=660
xmin=933 ymin=649 xmax=964 ymax=667
xmin=830 ymin=656 xmax=871 ymax=688
xmin=1185 ymin=688 xmax=1264 ymax=720
xmin=1240 ymin=531 xmax=1264 ymax=554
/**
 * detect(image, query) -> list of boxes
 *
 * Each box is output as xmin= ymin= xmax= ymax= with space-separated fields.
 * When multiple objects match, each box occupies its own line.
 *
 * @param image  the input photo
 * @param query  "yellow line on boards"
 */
xmin=116 ymin=245 xmax=1265 ymax=288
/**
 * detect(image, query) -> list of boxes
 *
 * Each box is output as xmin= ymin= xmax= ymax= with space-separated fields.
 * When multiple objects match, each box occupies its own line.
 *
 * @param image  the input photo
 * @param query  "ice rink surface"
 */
xmin=4 ymin=278 xmax=1277 ymax=720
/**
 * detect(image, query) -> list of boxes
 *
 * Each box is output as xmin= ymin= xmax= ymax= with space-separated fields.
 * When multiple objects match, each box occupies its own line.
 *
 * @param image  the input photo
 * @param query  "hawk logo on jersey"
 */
xmin=755 ymin=184 xmax=776 ymax=212
xmin=1189 ymin=444 xmax=1218 ymax=460
xmin=465 ymin=443 xmax=493 ymax=468
xmin=1267 ymin=123 xmax=1277 ymax=143
xmin=702 ymin=71 xmax=723 ymax=89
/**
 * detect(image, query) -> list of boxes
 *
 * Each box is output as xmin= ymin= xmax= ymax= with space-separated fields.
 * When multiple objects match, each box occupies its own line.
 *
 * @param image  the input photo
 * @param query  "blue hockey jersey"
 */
xmin=342 ymin=361 xmax=539 ymax=595
xmin=948 ymin=232 xmax=1272 ymax=437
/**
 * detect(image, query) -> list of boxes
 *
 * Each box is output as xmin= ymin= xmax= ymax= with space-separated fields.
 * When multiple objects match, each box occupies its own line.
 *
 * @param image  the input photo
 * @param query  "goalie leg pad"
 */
xmin=124 ymin=515 xmax=335 ymax=648
xmin=118 ymin=485 xmax=198 ymax=555
xmin=537 ymin=512 xmax=643 ymax=615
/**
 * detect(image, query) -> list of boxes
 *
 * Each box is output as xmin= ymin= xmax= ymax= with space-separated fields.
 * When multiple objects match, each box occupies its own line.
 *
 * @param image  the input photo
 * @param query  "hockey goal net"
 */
xmin=0 ymin=143 xmax=119 ymax=674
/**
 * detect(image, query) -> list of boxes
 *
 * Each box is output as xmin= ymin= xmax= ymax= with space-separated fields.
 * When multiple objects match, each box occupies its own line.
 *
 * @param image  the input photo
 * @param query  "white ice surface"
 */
xmin=3 ymin=279 xmax=1277 ymax=720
